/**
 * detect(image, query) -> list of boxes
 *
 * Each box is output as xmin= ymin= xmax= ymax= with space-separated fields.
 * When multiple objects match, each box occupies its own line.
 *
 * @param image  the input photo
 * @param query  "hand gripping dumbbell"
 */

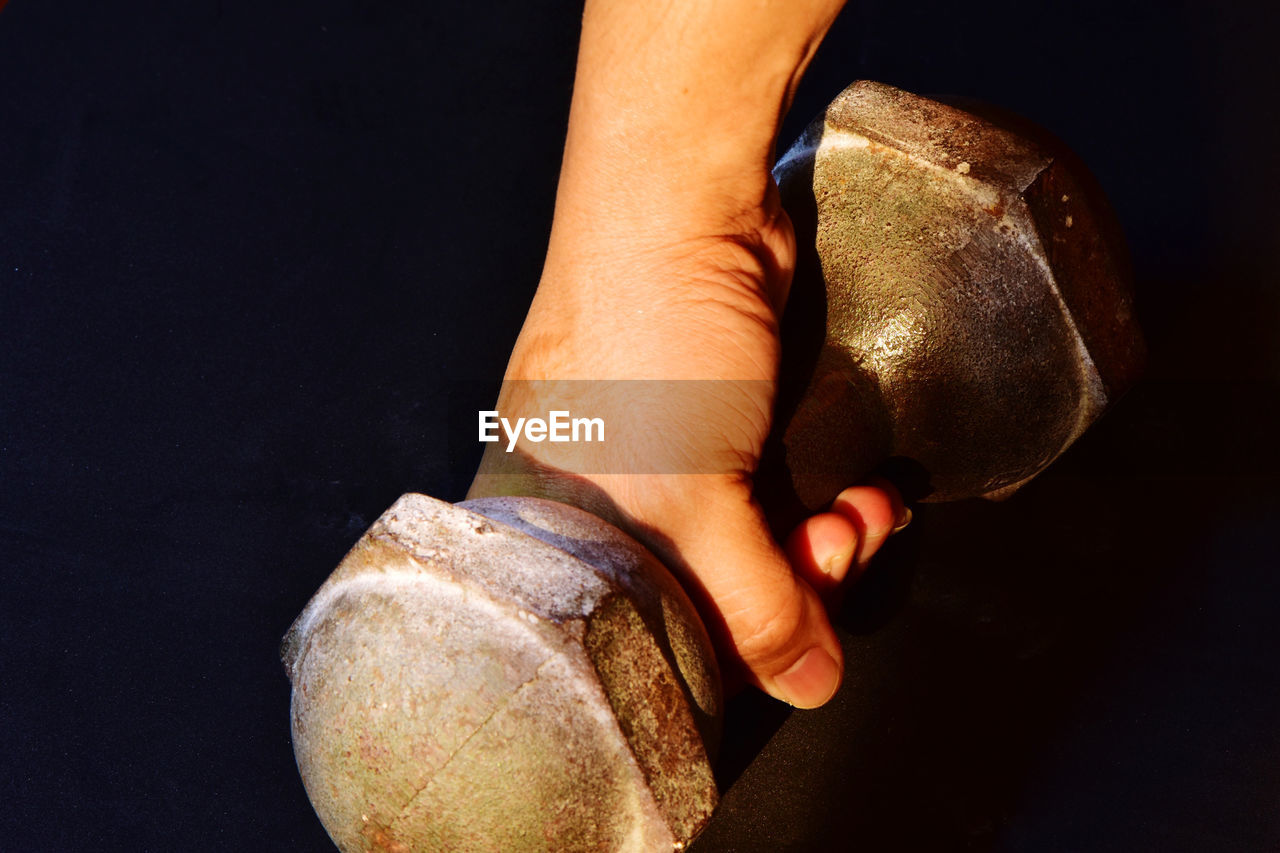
xmin=281 ymin=81 xmax=1144 ymax=852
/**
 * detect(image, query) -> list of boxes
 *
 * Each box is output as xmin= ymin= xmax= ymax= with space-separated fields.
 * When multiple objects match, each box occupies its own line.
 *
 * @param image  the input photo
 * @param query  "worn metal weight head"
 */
xmin=282 ymin=494 xmax=721 ymax=852
xmin=765 ymin=80 xmax=1144 ymax=515
xmin=284 ymin=81 xmax=1144 ymax=851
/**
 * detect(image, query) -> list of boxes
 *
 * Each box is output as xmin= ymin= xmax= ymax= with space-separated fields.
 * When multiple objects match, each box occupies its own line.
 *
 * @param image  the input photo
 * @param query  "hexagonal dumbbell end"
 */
xmin=765 ymin=80 xmax=1145 ymax=515
xmin=282 ymin=493 xmax=721 ymax=852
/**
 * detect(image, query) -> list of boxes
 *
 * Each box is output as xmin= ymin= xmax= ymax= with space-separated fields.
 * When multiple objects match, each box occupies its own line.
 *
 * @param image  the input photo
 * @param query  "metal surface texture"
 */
xmin=283 ymin=494 xmax=720 ymax=852
xmin=768 ymin=80 xmax=1144 ymax=513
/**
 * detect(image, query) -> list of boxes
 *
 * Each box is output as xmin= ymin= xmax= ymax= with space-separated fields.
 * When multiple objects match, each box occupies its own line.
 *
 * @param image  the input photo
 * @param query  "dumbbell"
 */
xmin=281 ymin=81 xmax=1144 ymax=852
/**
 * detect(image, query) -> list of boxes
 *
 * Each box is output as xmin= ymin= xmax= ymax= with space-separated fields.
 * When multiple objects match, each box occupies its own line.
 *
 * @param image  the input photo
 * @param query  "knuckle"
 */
xmin=729 ymin=586 xmax=808 ymax=669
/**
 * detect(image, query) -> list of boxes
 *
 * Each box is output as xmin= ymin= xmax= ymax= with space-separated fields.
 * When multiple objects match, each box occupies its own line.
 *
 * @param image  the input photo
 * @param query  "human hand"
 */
xmin=468 ymin=0 xmax=908 ymax=708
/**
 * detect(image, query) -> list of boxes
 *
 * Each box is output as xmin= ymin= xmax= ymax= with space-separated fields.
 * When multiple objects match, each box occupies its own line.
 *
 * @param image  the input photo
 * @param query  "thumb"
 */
xmin=651 ymin=482 xmax=844 ymax=709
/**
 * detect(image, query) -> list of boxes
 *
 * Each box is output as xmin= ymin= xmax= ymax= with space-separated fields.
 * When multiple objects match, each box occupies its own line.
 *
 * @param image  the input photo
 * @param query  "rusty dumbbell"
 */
xmin=282 ymin=81 xmax=1144 ymax=851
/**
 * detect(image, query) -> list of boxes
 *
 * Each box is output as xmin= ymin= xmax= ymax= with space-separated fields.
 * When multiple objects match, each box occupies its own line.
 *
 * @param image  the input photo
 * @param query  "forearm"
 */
xmin=553 ymin=0 xmax=846 ymax=239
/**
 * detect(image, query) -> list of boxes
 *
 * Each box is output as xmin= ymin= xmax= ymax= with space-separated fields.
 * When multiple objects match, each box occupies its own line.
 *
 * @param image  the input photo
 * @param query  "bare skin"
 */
xmin=469 ymin=0 xmax=907 ymax=708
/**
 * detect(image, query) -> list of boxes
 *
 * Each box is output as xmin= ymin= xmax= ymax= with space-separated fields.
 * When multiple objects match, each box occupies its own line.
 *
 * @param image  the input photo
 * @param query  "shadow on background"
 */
xmin=696 ymin=267 xmax=1280 ymax=848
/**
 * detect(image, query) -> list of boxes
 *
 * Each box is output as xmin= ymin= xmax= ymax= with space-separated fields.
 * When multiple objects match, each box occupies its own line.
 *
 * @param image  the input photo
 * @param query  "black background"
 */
xmin=2 ymin=1 xmax=1278 ymax=850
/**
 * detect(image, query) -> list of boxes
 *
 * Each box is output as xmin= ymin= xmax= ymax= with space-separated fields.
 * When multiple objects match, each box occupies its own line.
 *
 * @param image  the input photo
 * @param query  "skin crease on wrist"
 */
xmin=469 ymin=0 xmax=908 ymax=709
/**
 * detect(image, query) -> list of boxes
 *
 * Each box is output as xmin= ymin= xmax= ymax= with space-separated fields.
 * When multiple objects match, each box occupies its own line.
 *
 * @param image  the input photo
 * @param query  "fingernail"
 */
xmin=774 ymin=647 xmax=841 ymax=709
xmin=822 ymin=541 xmax=856 ymax=582
xmin=892 ymin=506 xmax=913 ymax=534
